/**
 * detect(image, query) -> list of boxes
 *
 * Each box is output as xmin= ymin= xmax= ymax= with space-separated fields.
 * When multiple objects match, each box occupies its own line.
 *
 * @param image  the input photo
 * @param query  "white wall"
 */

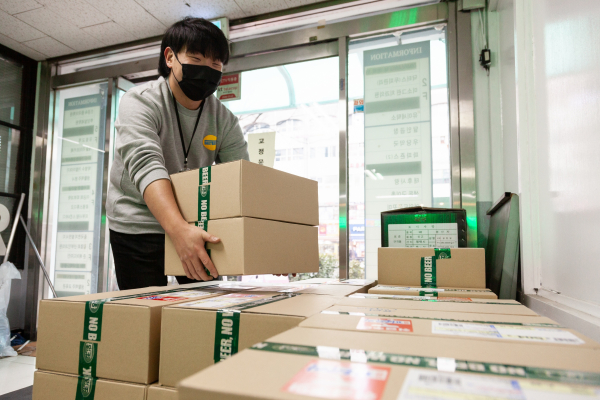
xmin=482 ymin=0 xmax=600 ymax=337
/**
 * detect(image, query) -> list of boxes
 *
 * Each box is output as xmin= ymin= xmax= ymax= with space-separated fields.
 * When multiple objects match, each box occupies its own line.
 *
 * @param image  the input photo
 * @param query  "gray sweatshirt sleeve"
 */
xmin=216 ymin=112 xmax=250 ymax=163
xmin=115 ymin=90 xmax=170 ymax=196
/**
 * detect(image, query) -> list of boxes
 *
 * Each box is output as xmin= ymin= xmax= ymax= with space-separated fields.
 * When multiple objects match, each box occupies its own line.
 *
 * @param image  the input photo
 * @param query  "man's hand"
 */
xmin=171 ymin=224 xmax=220 ymax=280
xmin=143 ymin=179 xmax=221 ymax=281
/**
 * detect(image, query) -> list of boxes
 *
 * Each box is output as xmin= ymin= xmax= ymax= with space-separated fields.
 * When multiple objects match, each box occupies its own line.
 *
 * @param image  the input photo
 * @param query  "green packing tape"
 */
xmin=200 ymin=166 xmax=212 ymax=185
xmin=434 ymin=248 xmax=451 ymax=259
xmin=420 ymin=256 xmax=436 ymax=288
xmin=250 ymin=342 xmax=600 ymax=386
xmin=75 ymin=376 xmax=97 ymax=400
xmin=213 ymin=310 xmax=240 ymax=363
xmin=320 ymin=311 xmax=563 ymax=328
xmin=212 ymin=293 xmax=300 ymax=363
xmin=78 ymin=341 xmax=98 ymax=377
xmin=419 ymin=291 xmax=438 ymax=297
xmin=197 ymin=185 xmax=210 ymax=226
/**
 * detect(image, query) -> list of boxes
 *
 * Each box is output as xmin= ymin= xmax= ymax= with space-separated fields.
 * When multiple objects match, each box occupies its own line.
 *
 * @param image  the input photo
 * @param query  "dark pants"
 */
xmin=110 ymin=229 xmax=197 ymax=290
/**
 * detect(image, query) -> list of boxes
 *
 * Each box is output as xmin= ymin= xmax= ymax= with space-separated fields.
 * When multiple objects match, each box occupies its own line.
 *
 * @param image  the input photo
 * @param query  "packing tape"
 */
xmin=434 ymin=248 xmax=451 ymax=259
xmin=212 ymin=293 xmax=300 ymax=363
xmin=75 ymin=376 xmax=97 ymax=400
xmin=197 ymin=185 xmax=210 ymax=227
xmin=78 ymin=341 xmax=98 ymax=378
xmin=377 ymin=286 xmax=491 ymax=293
xmin=320 ymin=310 xmax=562 ymax=327
xmin=419 ymin=291 xmax=438 ymax=297
xmin=200 ymin=166 xmax=211 ymax=185
xmin=250 ymin=341 xmax=600 ymax=386
xmin=420 ymin=256 xmax=436 ymax=288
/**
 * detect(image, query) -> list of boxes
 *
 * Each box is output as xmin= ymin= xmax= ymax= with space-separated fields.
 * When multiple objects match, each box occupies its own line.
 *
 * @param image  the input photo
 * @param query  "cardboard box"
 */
xmin=381 ymin=206 xmax=467 ymax=247
xmin=170 ymin=160 xmax=319 ymax=226
xmin=178 ymin=327 xmax=600 ymax=400
xmin=194 ymin=281 xmax=373 ymax=296
xmin=368 ymin=285 xmax=497 ymax=299
xmin=338 ymin=295 xmax=539 ymax=316
xmin=293 ymin=278 xmax=378 ymax=293
xmin=159 ymin=292 xmax=338 ymax=387
xmin=300 ymin=306 xmax=600 ymax=349
xmin=147 ymin=385 xmax=177 ymax=400
xmin=32 ymin=371 xmax=146 ymax=400
xmin=165 ymin=218 xmax=319 ymax=276
xmin=36 ymin=286 xmax=223 ymax=384
xmin=378 ymin=247 xmax=486 ymax=288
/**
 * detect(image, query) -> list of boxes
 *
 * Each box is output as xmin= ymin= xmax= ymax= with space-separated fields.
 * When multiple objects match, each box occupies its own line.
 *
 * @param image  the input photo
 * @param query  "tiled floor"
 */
xmin=0 ymin=356 xmax=35 ymax=396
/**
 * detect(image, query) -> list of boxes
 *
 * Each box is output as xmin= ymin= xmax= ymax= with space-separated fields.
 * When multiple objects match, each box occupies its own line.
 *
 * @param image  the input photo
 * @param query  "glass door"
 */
xmin=348 ymin=27 xmax=451 ymax=279
xmin=48 ymin=82 xmax=108 ymax=297
xmin=223 ymin=57 xmax=340 ymax=282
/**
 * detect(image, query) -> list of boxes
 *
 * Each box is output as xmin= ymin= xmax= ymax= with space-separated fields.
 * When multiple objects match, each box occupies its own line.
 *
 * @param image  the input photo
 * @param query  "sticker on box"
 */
xmin=137 ymin=290 xmax=213 ymax=301
xmin=180 ymin=294 xmax=265 ymax=309
xmin=356 ymin=317 xmax=414 ymax=333
xmin=431 ymin=322 xmax=585 ymax=345
xmin=282 ymin=359 xmax=390 ymax=400
xmin=397 ymin=369 xmax=600 ymax=400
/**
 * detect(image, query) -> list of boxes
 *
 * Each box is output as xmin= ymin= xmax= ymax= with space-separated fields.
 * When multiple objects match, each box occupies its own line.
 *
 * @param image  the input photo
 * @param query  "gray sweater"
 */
xmin=107 ymin=76 xmax=249 ymax=234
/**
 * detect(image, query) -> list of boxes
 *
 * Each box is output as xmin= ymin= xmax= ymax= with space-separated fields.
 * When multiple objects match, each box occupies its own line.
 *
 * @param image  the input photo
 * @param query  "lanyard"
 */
xmin=171 ymin=91 xmax=206 ymax=172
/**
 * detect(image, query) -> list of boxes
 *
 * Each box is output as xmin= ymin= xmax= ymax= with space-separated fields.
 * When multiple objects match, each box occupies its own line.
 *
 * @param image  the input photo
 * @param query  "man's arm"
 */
xmin=143 ymin=179 xmax=220 ymax=281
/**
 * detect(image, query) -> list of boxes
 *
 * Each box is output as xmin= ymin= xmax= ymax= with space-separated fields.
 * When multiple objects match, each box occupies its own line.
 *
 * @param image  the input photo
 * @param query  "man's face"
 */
xmin=165 ymin=47 xmax=223 ymax=81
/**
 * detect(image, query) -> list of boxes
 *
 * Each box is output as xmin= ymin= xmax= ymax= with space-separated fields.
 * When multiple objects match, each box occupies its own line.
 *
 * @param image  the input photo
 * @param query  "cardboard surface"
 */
xmin=165 ymin=218 xmax=319 ymax=276
xmin=32 ymin=371 xmax=146 ymax=400
xmin=159 ymin=293 xmax=338 ymax=387
xmin=195 ymin=281 xmax=371 ymax=296
xmin=147 ymin=385 xmax=177 ymax=400
xmin=300 ymin=307 xmax=599 ymax=349
xmin=170 ymin=160 xmax=319 ymax=225
xmin=179 ymin=327 xmax=600 ymax=400
xmin=378 ymin=247 xmax=486 ymax=287
xmin=36 ymin=286 xmax=223 ymax=384
xmin=337 ymin=296 xmax=539 ymax=316
xmin=368 ymin=285 xmax=497 ymax=299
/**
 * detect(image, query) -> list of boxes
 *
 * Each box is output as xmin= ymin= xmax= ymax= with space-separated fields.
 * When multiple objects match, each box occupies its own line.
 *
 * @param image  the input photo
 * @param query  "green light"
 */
xmin=466 ymin=215 xmax=478 ymax=248
xmin=388 ymin=8 xmax=419 ymax=29
xmin=339 ymin=216 xmax=347 ymax=229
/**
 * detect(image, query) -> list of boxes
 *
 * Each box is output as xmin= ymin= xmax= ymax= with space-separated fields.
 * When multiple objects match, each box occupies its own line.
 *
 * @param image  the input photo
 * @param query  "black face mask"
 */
xmin=173 ymin=53 xmax=222 ymax=101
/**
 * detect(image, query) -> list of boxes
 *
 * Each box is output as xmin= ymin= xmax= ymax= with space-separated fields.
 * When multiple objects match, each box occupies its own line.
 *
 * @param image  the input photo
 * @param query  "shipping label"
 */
xmin=397 ymin=369 xmax=600 ymax=400
xmin=179 ymin=294 xmax=264 ymax=309
xmin=431 ymin=322 xmax=585 ymax=345
xmin=282 ymin=359 xmax=391 ymax=400
xmin=356 ymin=316 xmax=414 ymax=332
xmin=136 ymin=290 xmax=214 ymax=301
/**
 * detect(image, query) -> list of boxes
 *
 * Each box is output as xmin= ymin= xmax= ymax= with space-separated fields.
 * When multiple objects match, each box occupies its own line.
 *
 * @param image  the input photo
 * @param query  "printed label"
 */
xmin=214 ymin=310 xmax=240 ymax=363
xmin=200 ymin=166 xmax=211 ymax=184
xmin=350 ymin=294 xmax=476 ymax=303
xmin=78 ymin=341 xmax=98 ymax=378
xmin=197 ymin=185 xmax=210 ymax=227
xmin=397 ymin=369 xmax=600 ymax=399
xmin=180 ymin=294 xmax=264 ymax=309
xmin=279 ymin=284 xmax=320 ymax=293
xmin=217 ymin=284 xmax=258 ymax=290
xmin=420 ymin=256 xmax=436 ymax=288
xmin=282 ymin=359 xmax=390 ymax=400
xmin=432 ymin=322 xmax=585 ymax=345
xmin=356 ymin=317 xmax=414 ymax=332
xmin=137 ymin=290 xmax=212 ymax=301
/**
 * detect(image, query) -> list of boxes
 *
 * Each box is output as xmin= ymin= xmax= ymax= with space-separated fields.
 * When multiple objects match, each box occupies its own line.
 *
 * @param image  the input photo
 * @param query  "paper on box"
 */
xmin=159 ymin=292 xmax=338 ymax=387
xmin=368 ymin=285 xmax=497 ymax=299
xmin=196 ymin=281 xmax=373 ymax=296
xmin=32 ymin=371 xmax=146 ymax=400
xmin=178 ymin=327 xmax=600 ymax=400
xmin=337 ymin=295 xmax=539 ymax=316
xmin=36 ymin=286 xmax=223 ymax=384
xmin=165 ymin=218 xmax=318 ymax=276
xmin=170 ymin=160 xmax=319 ymax=225
xmin=300 ymin=306 xmax=599 ymax=348
xmin=378 ymin=247 xmax=485 ymax=287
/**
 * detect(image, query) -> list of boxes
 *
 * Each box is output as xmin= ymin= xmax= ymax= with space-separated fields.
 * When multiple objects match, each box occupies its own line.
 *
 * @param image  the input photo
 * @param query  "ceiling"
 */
xmin=0 ymin=0 xmax=326 ymax=61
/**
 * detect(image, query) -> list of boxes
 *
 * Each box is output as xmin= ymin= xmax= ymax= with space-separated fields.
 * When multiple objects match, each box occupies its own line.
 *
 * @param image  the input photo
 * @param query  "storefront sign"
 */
xmin=217 ymin=73 xmax=241 ymax=102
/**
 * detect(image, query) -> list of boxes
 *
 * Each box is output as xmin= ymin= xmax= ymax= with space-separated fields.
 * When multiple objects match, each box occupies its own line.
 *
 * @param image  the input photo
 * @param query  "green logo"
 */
xmin=83 ymin=342 xmax=95 ymax=364
xmin=88 ymin=300 xmax=101 ymax=313
xmin=200 ymin=186 xmax=209 ymax=198
xmin=80 ymin=377 xmax=94 ymax=398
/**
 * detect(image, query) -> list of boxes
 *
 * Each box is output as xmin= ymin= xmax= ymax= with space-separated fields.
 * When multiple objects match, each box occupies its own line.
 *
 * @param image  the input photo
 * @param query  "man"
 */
xmin=107 ymin=17 xmax=249 ymax=290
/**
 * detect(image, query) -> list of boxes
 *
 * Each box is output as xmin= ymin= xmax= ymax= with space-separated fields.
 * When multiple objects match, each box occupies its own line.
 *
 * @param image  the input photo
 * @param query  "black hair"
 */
xmin=159 ymin=17 xmax=230 ymax=78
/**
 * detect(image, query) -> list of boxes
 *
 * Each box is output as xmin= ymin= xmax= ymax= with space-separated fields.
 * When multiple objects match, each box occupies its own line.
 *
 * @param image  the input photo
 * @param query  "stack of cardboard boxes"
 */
xmin=165 ymin=160 xmax=320 ymax=276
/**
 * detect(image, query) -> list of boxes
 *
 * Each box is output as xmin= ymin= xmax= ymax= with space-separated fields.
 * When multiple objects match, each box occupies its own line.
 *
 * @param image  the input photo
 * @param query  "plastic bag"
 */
xmin=0 ymin=262 xmax=21 ymax=357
